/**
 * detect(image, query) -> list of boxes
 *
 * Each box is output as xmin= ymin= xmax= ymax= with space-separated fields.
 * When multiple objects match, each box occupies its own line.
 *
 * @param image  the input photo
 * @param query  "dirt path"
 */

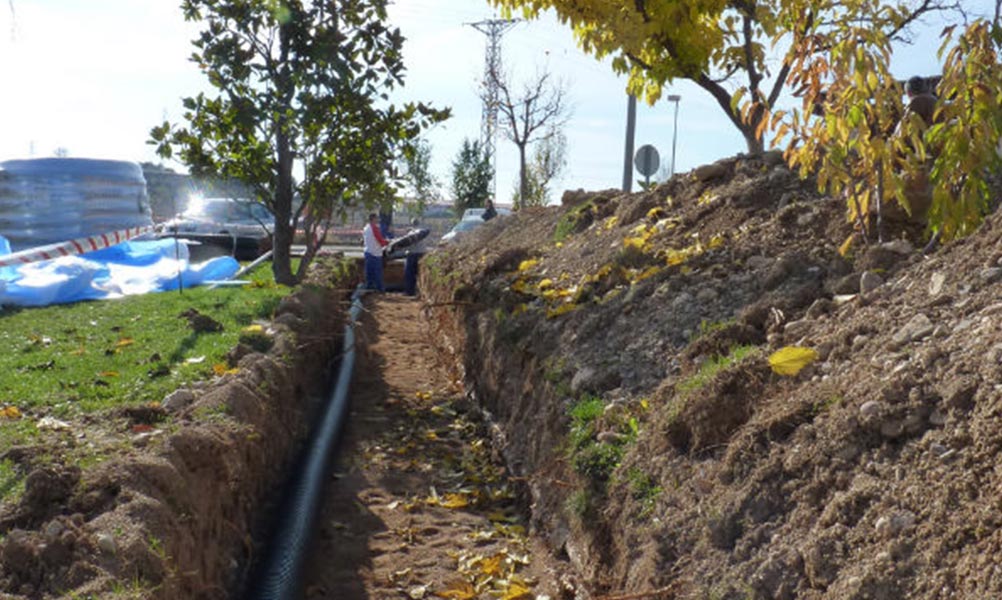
xmin=301 ymin=295 xmax=564 ymax=599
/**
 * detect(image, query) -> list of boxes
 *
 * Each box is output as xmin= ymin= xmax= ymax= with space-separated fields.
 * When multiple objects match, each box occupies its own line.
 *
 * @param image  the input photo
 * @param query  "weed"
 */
xmin=553 ymin=200 xmax=595 ymax=243
xmin=677 ymin=345 xmax=758 ymax=395
xmin=565 ymin=488 xmax=594 ymax=519
xmin=0 ymin=459 xmax=25 ymax=504
xmin=812 ymin=393 xmax=844 ymax=416
xmin=625 ymin=467 xmax=662 ymax=507
xmin=566 ymin=395 xmax=639 ymax=484
xmin=148 ymin=535 xmax=167 ymax=560
xmin=694 ymin=317 xmax=736 ymax=341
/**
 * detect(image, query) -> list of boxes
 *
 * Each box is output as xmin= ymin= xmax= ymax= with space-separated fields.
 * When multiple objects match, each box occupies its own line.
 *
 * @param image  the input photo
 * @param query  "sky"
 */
xmin=0 ymin=1 xmax=997 ymax=208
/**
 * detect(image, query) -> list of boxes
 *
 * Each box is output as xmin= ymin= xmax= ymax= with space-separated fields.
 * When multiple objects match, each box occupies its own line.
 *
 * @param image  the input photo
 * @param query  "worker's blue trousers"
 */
xmin=364 ymin=252 xmax=384 ymax=292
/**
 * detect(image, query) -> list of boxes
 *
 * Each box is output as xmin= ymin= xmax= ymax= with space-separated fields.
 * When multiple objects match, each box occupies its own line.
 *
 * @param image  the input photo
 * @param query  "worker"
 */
xmin=482 ymin=199 xmax=497 ymax=221
xmin=362 ymin=212 xmax=388 ymax=291
xmin=403 ymin=218 xmax=428 ymax=296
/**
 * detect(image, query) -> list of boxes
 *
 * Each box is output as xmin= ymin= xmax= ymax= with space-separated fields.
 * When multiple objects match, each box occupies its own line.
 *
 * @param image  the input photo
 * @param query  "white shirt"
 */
xmin=362 ymin=223 xmax=384 ymax=255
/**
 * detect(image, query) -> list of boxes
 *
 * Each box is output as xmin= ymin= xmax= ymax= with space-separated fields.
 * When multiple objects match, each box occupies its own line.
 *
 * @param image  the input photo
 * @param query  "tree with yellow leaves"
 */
xmin=489 ymin=0 xmax=957 ymax=154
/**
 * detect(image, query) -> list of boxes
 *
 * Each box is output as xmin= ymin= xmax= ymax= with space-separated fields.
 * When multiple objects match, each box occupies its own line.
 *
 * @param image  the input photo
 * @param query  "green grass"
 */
xmin=676 ymin=344 xmax=758 ymax=395
xmin=566 ymin=395 xmax=638 ymax=484
xmin=0 ymin=263 xmax=294 ymax=448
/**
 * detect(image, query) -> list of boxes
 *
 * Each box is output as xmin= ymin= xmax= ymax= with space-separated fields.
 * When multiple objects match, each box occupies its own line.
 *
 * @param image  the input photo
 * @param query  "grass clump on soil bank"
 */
xmin=566 ymin=395 xmax=639 ymax=485
xmin=0 ymin=262 xmax=297 ymax=456
xmin=676 ymin=344 xmax=758 ymax=395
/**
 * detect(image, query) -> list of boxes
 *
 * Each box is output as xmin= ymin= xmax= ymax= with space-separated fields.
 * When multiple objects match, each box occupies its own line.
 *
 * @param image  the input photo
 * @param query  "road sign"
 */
xmin=634 ymin=144 xmax=660 ymax=177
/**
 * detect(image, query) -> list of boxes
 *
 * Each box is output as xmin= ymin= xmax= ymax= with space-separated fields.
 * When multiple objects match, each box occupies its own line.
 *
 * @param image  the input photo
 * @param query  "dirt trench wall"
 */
xmin=0 ymin=260 xmax=357 ymax=600
xmin=423 ymin=279 xmax=610 ymax=589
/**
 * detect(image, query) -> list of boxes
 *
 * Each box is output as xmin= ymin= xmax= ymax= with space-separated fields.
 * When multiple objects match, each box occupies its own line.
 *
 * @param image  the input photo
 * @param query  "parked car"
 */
xmin=438 ymin=218 xmax=485 ymax=245
xmin=156 ymin=197 xmax=274 ymax=260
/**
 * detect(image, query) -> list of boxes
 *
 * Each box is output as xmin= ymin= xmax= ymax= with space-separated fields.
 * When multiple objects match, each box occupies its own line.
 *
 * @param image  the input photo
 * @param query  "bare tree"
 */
xmin=488 ymin=69 xmax=569 ymax=210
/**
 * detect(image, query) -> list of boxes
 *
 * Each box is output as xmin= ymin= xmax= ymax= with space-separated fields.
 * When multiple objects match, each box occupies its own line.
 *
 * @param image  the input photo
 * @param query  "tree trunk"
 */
xmin=518 ymin=143 xmax=528 ymax=210
xmin=272 ymin=23 xmax=298 ymax=287
xmin=696 ymin=73 xmax=766 ymax=155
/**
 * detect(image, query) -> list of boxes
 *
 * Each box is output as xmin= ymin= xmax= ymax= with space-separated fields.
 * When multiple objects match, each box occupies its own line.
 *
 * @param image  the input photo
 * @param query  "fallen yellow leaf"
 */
xmin=435 ymin=581 xmax=476 ymax=600
xmin=768 ymin=346 xmax=819 ymax=376
xmin=501 ymin=579 xmax=533 ymax=600
xmin=1 ymin=406 xmax=22 ymax=420
xmin=98 ymin=371 xmax=119 ymax=378
xmin=439 ymin=493 xmax=469 ymax=509
xmin=479 ymin=554 xmax=504 ymax=577
xmin=116 ymin=338 xmax=135 ymax=348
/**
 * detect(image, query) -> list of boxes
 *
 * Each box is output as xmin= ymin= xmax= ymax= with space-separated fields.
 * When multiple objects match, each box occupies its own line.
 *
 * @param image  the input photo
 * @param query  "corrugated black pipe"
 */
xmin=247 ymin=287 xmax=365 ymax=599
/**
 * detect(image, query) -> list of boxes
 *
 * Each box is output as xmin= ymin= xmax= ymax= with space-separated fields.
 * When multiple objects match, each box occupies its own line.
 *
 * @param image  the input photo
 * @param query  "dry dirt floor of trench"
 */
xmin=300 ymin=294 xmax=570 ymax=600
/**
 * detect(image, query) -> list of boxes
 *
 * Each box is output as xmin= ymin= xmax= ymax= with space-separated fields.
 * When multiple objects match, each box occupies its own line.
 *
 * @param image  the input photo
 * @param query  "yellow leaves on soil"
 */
xmin=435 ymin=581 xmax=477 ymax=599
xmin=768 ymin=346 xmax=819 ymax=376
xmin=115 ymin=338 xmax=135 ymax=348
xmin=516 ymin=259 xmax=538 ymax=273
xmin=1 ymin=406 xmax=22 ymax=420
xmin=212 ymin=363 xmax=239 ymax=376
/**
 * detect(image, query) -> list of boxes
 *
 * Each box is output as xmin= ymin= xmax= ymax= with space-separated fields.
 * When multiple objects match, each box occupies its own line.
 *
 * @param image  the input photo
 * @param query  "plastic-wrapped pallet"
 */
xmin=0 ymin=158 xmax=153 ymax=251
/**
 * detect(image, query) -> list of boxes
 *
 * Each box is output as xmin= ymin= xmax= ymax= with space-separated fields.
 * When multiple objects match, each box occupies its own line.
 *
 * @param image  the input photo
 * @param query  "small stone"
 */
xmin=880 ymin=419 xmax=905 ymax=439
xmin=672 ymin=292 xmax=694 ymax=310
xmin=43 ymin=520 xmax=64 ymax=541
xmin=929 ymin=409 xmax=947 ymax=426
xmin=882 ymin=239 xmax=914 ymax=255
xmin=860 ymin=401 xmax=882 ymax=418
xmin=96 ymin=533 xmax=117 ymax=555
xmin=852 ymin=335 xmax=870 ymax=350
xmin=980 ymin=268 xmax=1002 ymax=285
xmin=806 ymin=299 xmax=833 ymax=319
xmin=890 ymin=313 xmax=934 ymax=348
xmin=746 ymin=256 xmax=772 ymax=270
xmin=162 ymin=389 xmax=196 ymax=412
xmin=860 ymin=271 xmax=885 ymax=294
xmin=784 ymin=319 xmax=811 ymax=338
xmin=930 ymin=443 xmax=950 ymax=457
xmin=696 ymin=287 xmax=719 ymax=303
xmin=929 ymin=272 xmax=946 ymax=296
xmin=694 ymin=162 xmax=728 ymax=181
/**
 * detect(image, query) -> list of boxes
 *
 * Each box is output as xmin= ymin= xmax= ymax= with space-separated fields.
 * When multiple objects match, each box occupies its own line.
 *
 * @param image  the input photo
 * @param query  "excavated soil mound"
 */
xmin=423 ymin=152 xmax=1002 ymax=599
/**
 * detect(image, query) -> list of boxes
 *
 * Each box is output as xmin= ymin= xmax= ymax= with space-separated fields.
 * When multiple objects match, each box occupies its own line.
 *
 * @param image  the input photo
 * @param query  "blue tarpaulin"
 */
xmin=0 ymin=236 xmax=239 ymax=307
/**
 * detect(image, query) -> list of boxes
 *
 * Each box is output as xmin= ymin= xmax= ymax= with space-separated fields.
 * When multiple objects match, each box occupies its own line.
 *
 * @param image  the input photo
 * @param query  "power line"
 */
xmin=467 ymin=17 xmax=518 ymax=198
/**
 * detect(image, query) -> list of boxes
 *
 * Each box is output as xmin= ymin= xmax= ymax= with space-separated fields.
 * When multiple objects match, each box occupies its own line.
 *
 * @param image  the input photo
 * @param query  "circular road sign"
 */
xmin=634 ymin=144 xmax=660 ymax=177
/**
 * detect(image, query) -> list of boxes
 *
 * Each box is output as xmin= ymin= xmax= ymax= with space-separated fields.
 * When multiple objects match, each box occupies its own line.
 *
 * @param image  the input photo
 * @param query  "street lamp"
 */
xmin=667 ymin=94 xmax=681 ymax=178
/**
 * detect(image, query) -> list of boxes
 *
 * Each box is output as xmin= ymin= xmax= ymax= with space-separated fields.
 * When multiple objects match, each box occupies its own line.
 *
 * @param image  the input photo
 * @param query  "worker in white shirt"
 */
xmin=362 ymin=212 xmax=388 ymax=291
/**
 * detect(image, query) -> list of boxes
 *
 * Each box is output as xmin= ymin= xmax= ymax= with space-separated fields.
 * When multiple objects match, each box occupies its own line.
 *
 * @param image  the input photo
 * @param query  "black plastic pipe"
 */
xmin=248 ymin=287 xmax=365 ymax=599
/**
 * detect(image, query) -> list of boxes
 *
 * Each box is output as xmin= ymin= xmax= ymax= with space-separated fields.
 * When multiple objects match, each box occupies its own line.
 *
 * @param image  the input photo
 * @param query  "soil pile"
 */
xmin=423 ymin=151 xmax=1002 ymax=599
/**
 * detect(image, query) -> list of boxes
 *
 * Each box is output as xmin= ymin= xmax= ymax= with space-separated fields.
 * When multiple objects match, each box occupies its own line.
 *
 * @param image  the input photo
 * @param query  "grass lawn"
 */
xmin=0 ymin=262 xmax=296 ymax=481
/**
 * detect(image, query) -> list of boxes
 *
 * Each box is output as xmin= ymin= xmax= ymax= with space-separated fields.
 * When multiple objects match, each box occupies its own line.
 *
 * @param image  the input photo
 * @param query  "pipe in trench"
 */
xmin=247 ymin=286 xmax=365 ymax=599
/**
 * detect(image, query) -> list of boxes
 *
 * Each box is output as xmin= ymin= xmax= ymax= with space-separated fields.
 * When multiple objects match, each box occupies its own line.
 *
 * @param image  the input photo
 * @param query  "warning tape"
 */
xmin=0 ymin=225 xmax=155 ymax=268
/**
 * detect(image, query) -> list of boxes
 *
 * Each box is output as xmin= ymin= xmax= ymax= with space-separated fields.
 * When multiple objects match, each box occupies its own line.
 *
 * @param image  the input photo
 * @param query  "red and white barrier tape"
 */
xmin=0 ymin=225 xmax=154 ymax=268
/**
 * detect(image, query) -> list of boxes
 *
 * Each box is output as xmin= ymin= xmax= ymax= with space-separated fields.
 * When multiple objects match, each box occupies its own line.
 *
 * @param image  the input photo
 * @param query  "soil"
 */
xmin=301 ymin=294 xmax=571 ymax=599
xmin=5 ymin=147 xmax=1002 ymax=600
xmin=422 ymin=151 xmax=1002 ymax=599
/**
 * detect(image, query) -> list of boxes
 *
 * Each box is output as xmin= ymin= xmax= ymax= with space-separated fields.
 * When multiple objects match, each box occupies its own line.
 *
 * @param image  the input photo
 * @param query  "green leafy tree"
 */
xmin=151 ymin=0 xmax=447 ymax=284
xmin=512 ymin=127 xmax=567 ymax=207
xmin=450 ymin=139 xmax=493 ymax=216
xmin=401 ymin=138 xmax=441 ymax=215
xmin=491 ymin=0 xmax=954 ymax=154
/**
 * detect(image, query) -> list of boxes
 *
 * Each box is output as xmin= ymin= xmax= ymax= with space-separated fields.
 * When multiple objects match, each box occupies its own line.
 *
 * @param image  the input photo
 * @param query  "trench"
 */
xmin=272 ymin=294 xmax=566 ymax=599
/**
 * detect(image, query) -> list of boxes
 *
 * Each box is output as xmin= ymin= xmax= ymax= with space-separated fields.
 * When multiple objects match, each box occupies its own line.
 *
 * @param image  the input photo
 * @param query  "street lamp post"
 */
xmin=667 ymin=94 xmax=681 ymax=178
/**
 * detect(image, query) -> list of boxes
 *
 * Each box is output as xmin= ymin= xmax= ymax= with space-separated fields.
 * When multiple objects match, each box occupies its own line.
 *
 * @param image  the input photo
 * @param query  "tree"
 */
xmin=489 ymin=69 xmax=568 ymax=209
xmin=776 ymin=11 xmax=1002 ymax=245
xmin=450 ymin=139 xmax=494 ymax=216
xmin=491 ymin=0 xmax=956 ymax=154
xmin=401 ymin=138 xmax=441 ymax=215
xmin=151 ymin=0 xmax=447 ymax=284
xmin=512 ymin=127 xmax=567 ymax=207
